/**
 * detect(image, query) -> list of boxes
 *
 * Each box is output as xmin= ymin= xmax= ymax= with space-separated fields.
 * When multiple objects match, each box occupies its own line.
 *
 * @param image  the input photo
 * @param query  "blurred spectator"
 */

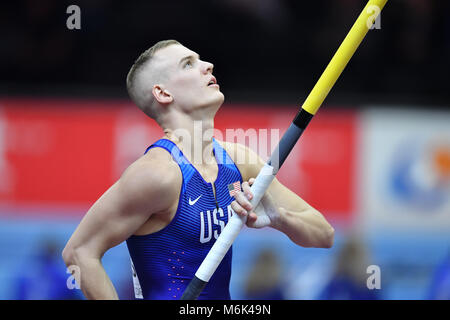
xmin=243 ymin=249 xmax=286 ymax=300
xmin=319 ymin=235 xmax=380 ymax=300
xmin=428 ymin=250 xmax=450 ymax=300
xmin=117 ymin=268 xmax=136 ymax=300
xmin=14 ymin=239 xmax=81 ymax=300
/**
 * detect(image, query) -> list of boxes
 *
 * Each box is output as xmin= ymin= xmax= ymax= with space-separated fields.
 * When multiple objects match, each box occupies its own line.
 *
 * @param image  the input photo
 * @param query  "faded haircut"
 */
xmin=126 ymin=39 xmax=181 ymax=120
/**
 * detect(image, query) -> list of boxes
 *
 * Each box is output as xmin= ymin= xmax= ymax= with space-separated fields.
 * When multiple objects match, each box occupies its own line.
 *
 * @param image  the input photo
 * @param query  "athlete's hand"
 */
xmin=231 ymin=178 xmax=282 ymax=229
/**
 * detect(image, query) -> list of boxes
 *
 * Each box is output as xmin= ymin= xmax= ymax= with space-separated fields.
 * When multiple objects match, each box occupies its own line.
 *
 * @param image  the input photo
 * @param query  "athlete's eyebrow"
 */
xmin=179 ymin=54 xmax=200 ymax=66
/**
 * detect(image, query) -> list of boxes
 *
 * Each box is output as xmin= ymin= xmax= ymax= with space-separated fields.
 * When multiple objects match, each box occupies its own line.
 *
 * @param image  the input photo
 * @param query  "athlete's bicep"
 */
xmin=65 ymin=161 xmax=179 ymax=259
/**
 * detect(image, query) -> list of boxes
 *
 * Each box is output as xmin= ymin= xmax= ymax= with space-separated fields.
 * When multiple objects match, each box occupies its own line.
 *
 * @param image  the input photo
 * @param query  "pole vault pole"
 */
xmin=181 ymin=0 xmax=388 ymax=300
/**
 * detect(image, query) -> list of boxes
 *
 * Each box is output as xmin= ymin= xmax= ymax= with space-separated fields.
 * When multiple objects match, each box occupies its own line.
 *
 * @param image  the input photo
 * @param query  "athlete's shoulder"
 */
xmin=214 ymin=139 xmax=264 ymax=179
xmin=215 ymin=139 xmax=241 ymax=153
xmin=118 ymin=146 xmax=182 ymax=213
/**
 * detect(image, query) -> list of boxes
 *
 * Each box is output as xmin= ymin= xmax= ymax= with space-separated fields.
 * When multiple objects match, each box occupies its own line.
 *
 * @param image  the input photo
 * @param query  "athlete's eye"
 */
xmin=184 ymin=60 xmax=193 ymax=69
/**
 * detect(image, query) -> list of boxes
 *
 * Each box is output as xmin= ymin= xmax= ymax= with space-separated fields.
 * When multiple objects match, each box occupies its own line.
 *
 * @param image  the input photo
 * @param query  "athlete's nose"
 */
xmin=202 ymin=61 xmax=214 ymax=74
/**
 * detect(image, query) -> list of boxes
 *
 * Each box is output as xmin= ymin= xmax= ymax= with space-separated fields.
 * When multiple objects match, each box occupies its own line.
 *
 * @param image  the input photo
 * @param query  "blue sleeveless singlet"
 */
xmin=126 ymin=138 xmax=243 ymax=299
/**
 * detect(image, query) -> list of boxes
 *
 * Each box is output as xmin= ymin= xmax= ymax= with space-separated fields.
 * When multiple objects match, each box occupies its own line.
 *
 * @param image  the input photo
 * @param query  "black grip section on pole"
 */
xmin=180 ymin=276 xmax=207 ymax=300
xmin=268 ymin=108 xmax=314 ymax=173
xmin=293 ymin=108 xmax=314 ymax=129
xmin=268 ymin=108 xmax=314 ymax=174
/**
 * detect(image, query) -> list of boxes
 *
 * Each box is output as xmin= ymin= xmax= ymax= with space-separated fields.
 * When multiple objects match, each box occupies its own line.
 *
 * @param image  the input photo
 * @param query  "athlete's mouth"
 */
xmin=207 ymin=76 xmax=217 ymax=86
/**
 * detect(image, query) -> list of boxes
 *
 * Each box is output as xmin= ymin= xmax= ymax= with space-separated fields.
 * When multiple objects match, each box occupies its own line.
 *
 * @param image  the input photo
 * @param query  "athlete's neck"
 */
xmin=161 ymin=112 xmax=216 ymax=166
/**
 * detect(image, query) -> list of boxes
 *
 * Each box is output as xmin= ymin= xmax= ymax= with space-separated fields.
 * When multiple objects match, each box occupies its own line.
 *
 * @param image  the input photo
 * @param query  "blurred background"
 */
xmin=0 ymin=0 xmax=449 ymax=300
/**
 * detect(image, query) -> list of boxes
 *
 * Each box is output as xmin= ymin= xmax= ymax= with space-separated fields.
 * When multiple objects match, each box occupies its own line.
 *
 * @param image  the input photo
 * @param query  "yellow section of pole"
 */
xmin=302 ymin=0 xmax=388 ymax=115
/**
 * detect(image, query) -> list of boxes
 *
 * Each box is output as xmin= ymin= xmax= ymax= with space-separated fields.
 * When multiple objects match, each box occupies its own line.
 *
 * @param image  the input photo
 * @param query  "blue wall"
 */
xmin=0 ymin=216 xmax=448 ymax=300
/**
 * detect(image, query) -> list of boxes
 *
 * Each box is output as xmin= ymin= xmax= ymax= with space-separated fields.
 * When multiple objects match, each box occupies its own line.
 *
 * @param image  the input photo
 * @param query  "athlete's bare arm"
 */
xmin=62 ymin=148 xmax=181 ymax=299
xmin=219 ymin=141 xmax=334 ymax=248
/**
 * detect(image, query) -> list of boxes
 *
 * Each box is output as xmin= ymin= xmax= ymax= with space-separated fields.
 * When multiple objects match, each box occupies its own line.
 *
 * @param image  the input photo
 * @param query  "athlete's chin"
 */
xmin=215 ymin=91 xmax=225 ymax=106
xmin=202 ymin=92 xmax=225 ymax=110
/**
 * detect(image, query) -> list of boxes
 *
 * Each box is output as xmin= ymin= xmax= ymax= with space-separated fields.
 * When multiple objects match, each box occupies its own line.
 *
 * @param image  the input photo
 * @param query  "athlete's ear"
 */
xmin=152 ymin=84 xmax=173 ymax=105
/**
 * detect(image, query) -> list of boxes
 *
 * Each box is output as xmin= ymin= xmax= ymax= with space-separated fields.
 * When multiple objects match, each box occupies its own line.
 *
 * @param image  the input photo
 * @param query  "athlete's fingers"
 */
xmin=234 ymin=190 xmax=252 ymax=211
xmin=247 ymin=212 xmax=258 ymax=224
xmin=248 ymin=178 xmax=255 ymax=186
xmin=231 ymin=200 xmax=247 ymax=217
xmin=232 ymin=199 xmax=258 ymax=223
xmin=241 ymin=181 xmax=253 ymax=201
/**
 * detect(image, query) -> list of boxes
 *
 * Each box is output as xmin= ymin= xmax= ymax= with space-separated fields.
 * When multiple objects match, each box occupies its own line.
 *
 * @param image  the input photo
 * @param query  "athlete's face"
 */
xmin=155 ymin=44 xmax=224 ymax=114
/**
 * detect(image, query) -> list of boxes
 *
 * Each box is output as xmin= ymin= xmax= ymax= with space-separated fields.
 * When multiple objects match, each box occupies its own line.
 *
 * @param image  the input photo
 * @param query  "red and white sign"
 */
xmin=0 ymin=99 xmax=357 ymax=222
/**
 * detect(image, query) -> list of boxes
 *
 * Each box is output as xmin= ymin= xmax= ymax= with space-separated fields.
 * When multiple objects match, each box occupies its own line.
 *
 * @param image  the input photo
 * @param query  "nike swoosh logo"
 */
xmin=189 ymin=195 xmax=202 ymax=206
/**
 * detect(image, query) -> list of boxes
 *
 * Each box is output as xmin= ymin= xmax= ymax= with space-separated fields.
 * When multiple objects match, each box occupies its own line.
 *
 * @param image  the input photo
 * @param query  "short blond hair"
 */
xmin=126 ymin=40 xmax=181 ymax=120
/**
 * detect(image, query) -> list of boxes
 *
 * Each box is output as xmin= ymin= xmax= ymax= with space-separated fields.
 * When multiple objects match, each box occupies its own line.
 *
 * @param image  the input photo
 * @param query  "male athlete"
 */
xmin=62 ymin=40 xmax=335 ymax=300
